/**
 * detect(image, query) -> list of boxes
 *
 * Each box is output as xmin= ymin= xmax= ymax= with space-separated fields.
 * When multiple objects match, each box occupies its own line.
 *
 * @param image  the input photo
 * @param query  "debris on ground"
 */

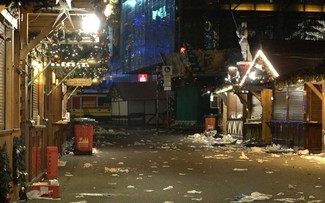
xmin=231 ymin=192 xmax=272 ymax=202
xmin=163 ymin=185 xmax=174 ymax=191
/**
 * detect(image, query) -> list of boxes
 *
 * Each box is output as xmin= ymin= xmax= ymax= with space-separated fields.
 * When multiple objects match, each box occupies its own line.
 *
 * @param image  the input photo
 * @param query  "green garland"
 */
xmin=13 ymin=137 xmax=26 ymax=186
xmin=0 ymin=142 xmax=12 ymax=203
xmin=277 ymin=62 xmax=325 ymax=87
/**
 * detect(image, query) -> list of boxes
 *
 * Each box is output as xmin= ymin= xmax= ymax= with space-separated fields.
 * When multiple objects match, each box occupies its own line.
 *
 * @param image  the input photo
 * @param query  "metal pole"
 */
xmin=166 ymin=91 xmax=170 ymax=128
xmin=156 ymin=66 xmax=159 ymax=133
xmin=67 ymin=86 xmax=79 ymax=100
xmin=46 ymin=65 xmax=79 ymax=96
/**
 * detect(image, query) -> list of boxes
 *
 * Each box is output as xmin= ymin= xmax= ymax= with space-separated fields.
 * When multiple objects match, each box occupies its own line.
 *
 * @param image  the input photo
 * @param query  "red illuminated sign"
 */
xmin=138 ymin=74 xmax=148 ymax=82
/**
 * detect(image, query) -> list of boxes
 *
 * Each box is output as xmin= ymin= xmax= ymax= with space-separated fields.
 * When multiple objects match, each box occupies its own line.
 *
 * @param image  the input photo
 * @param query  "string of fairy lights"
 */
xmin=23 ymin=0 xmax=119 ymax=83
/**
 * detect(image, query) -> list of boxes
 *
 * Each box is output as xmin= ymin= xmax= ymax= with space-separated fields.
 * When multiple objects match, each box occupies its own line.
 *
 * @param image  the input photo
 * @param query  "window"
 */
xmin=0 ymin=23 xmax=5 ymax=130
xmin=273 ymin=85 xmax=305 ymax=121
xmin=228 ymin=92 xmax=244 ymax=118
xmin=31 ymin=60 xmax=41 ymax=122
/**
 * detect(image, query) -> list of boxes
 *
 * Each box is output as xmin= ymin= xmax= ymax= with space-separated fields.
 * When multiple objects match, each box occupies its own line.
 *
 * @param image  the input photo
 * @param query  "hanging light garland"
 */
xmin=276 ymin=62 xmax=325 ymax=88
xmin=26 ymin=0 xmax=119 ymax=83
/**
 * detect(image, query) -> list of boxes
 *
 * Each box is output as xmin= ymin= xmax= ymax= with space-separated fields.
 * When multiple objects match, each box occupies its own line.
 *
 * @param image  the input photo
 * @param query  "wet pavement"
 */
xmin=26 ymin=127 xmax=325 ymax=203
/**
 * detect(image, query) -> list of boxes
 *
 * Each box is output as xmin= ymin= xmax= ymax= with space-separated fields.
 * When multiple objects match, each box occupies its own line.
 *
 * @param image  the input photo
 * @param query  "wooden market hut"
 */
xmin=264 ymin=41 xmax=325 ymax=153
xmin=216 ymin=50 xmax=279 ymax=145
xmin=1 ymin=2 xmax=114 ymax=199
xmin=109 ymin=81 xmax=167 ymax=126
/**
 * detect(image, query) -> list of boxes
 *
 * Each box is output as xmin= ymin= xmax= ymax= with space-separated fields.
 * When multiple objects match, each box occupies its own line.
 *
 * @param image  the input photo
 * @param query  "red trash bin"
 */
xmin=47 ymin=146 xmax=58 ymax=179
xmin=73 ymin=118 xmax=96 ymax=155
xmin=205 ymin=115 xmax=217 ymax=131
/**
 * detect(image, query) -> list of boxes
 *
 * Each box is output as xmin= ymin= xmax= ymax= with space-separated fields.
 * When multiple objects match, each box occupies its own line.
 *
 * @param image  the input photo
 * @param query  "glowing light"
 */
xmin=215 ymin=85 xmax=233 ymax=94
xmin=210 ymin=94 xmax=214 ymax=102
xmin=239 ymin=50 xmax=279 ymax=87
xmin=82 ymin=14 xmax=100 ymax=33
xmin=180 ymin=47 xmax=186 ymax=54
xmin=125 ymin=0 xmax=136 ymax=7
xmin=249 ymin=71 xmax=257 ymax=80
xmin=104 ymin=4 xmax=114 ymax=17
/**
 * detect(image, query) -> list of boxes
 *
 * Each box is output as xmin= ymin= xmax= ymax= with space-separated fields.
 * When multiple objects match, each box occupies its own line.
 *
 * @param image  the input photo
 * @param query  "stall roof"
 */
xmin=260 ymin=40 xmax=325 ymax=79
xmin=214 ymin=40 xmax=325 ymax=94
xmin=111 ymin=81 xmax=166 ymax=101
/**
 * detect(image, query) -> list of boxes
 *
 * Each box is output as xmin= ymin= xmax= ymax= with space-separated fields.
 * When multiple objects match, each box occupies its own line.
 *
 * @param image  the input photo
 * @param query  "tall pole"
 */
xmin=156 ymin=66 xmax=159 ymax=133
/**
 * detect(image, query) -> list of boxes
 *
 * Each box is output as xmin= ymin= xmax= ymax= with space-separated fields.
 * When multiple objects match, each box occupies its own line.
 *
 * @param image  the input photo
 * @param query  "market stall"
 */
xmin=271 ymin=84 xmax=322 ymax=153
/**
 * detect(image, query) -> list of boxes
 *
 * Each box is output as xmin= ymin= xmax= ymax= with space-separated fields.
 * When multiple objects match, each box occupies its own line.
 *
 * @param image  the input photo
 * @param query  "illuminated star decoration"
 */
xmin=52 ymin=0 xmax=85 ymax=29
xmin=56 ymin=0 xmax=72 ymax=9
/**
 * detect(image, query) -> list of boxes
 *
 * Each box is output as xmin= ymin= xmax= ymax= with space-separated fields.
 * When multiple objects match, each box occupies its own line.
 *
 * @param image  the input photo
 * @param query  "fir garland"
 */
xmin=13 ymin=137 xmax=26 ymax=186
xmin=0 ymin=142 xmax=12 ymax=203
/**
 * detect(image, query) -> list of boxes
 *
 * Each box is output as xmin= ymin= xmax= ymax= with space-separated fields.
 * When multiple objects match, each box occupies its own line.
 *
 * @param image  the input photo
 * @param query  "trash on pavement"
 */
xmin=233 ymin=168 xmax=248 ymax=172
xmin=187 ymin=190 xmax=202 ymax=194
xmin=232 ymin=192 xmax=272 ymax=202
xmin=163 ymin=185 xmax=174 ymax=191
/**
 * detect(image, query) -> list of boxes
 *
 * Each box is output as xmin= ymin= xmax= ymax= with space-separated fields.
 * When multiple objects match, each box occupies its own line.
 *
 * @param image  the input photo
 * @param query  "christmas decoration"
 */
xmin=277 ymin=61 xmax=325 ymax=87
xmin=13 ymin=137 xmax=27 ymax=201
xmin=287 ymin=20 xmax=325 ymax=41
xmin=50 ymin=0 xmax=86 ymax=29
xmin=0 ymin=142 xmax=12 ymax=203
xmin=2 ymin=0 xmax=52 ymax=11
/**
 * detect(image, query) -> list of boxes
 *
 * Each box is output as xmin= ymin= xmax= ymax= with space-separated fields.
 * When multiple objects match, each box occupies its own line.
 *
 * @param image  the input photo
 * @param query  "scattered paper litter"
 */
xmin=232 ymin=192 xmax=272 ymax=202
xmin=298 ymin=149 xmax=309 ymax=155
xmin=250 ymin=147 xmax=265 ymax=153
xmin=274 ymin=197 xmax=298 ymax=202
xmin=274 ymin=196 xmax=319 ymax=202
xmin=233 ymin=168 xmax=248 ymax=172
xmin=69 ymin=201 xmax=87 ymax=203
xmin=58 ymin=160 xmax=67 ymax=167
xmin=256 ymin=159 xmax=268 ymax=163
xmin=83 ymin=163 xmax=93 ymax=168
xmin=75 ymin=193 xmax=111 ymax=197
xmin=127 ymin=185 xmax=135 ymax=189
xmin=239 ymin=152 xmax=249 ymax=160
xmin=163 ymin=185 xmax=174 ymax=191
xmin=191 ymin=197 xmax=203 ymax=201
xmin=104 ymin=167 xmax=129 ymax=173
xmin=265 ymin=144 xmax=294 ymax=153
xmin=144 ymin=190 xmax=154 ymax=192
xmin=288 ymin=184 xmax=296 ymax=190
xmin=65 ymin=172 xmax=73 ymax=176
xmin=187 ymin=190 xmax=202 ymax=194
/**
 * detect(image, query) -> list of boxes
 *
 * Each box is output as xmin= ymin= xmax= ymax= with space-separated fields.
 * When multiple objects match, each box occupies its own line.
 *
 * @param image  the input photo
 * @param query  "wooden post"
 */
xmin=261 ymin=89 xmax=272 ymax=144
xmin=5 ymin=29 xmax=13 ymax=129
xmin=322 ymin=80 xmax=325 ymax=152
xmin=223 ymin=98 xmax=228 ymax=135
xmin=14 ymin=30 xmax=21 ymax=128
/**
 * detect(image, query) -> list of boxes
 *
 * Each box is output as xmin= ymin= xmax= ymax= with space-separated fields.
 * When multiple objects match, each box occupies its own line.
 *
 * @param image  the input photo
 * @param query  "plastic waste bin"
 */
xmin=205 ymin=115 xmax=217 ymax=131
xmin=72 ymin=118 xmax=97 ymax=155
xmin=47 ymin=146 xmax=58 ymax=179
